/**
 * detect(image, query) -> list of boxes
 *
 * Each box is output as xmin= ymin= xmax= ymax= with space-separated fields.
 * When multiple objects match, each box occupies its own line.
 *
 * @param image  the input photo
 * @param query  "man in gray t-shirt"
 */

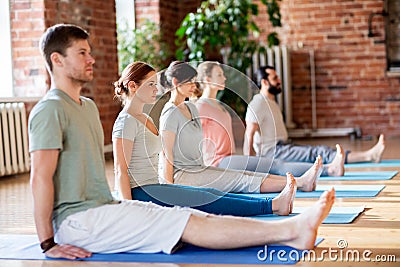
xmin=244 ymin=66 xmax=384 ymax=176
xmin=29 ymin=89 xmax=114 ymax=230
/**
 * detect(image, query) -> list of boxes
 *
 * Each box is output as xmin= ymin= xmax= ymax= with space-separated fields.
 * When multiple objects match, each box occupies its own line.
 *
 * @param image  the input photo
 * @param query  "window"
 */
xmin=0 ymin=0 xmax=13 ymax=98
xmin=115 ymin=0 xmax=135 ymax=29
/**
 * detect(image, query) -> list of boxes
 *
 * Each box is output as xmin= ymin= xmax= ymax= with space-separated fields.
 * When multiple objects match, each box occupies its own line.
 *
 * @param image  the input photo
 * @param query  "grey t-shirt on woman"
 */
xmin=159 ymin=101 xmax=204 ymax=171
xmin=112 ymin=110 xmax=161 ymax=188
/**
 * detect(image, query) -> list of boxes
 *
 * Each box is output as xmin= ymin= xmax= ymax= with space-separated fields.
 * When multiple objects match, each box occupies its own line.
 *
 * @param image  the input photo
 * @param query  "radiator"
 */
xmin=0 ymin=103 xmax=30 ymax=176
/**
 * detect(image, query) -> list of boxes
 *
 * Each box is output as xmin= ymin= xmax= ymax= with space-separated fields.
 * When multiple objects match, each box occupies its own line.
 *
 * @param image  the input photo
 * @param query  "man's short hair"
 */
xmin=40 ymin=24 xmax=89 ymax=71
xmin=256 ymin=66 xmax=275 ymax=88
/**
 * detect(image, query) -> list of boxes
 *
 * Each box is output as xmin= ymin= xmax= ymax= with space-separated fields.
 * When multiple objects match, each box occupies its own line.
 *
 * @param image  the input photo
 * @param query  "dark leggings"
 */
xmin=132 ymin=184 xmax=272 ymax=216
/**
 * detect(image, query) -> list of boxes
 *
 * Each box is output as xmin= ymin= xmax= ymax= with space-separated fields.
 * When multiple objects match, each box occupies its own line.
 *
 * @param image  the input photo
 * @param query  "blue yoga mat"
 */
xmin=250 ymin=206 xmax=364 ymax=224
xmin=238 ymin=185 xmax=385 ymax=199
xmin=345 ymin=159 xmax=400 ymax=168
xmin=319 ymin=171 xmax=398 ymax=181
xmin=0 ymin=234 xmax=323 ymax=265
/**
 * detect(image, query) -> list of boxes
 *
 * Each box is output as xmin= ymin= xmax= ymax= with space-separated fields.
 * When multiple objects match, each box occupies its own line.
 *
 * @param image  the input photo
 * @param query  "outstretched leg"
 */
xmin=279 ymin=188 xmax=335 ymax=249
xmin=259 ymin=157 xmax=322 ymax=193
xmin=181 ymin=188 xmax=335 ymax=250
xmin=271 ymin=172 xmax=297 ymax=215
xmin=296 ymin=156 xmax=323 ymax=192
xmin=347 ymin=134 xmax=385 ymax=163
xmin=326 ymin=144 xmax=345 ymax=176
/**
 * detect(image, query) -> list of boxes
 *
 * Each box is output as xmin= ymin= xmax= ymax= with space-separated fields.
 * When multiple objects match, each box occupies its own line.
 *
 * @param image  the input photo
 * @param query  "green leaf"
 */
xmin=267 ymin=0 xmax=282 ymax=27
xmin=175 ymin=49 xmax=184 ymax=60
xmin=250 ymin=3 xmax=258 ymax=15
xmin=249 ymin=21 xmax=259 ymax=33
xmin=267 ymin=32 xmax=280 ymax=47
xmin=188 ymin=24 xmax=198 ymax=35
xmin=175 ymin=26 xmax=187 ymax=39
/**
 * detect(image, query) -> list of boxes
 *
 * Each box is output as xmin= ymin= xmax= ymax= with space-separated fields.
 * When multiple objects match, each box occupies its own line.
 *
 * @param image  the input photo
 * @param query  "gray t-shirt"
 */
xmin=245 ymin=93 xmax=288 ymax=156
xmin=160 ymin=101 xmax=204 ymax=171
xmin=28 ymin=89 xmax=114 ymax=230
xmin=112 ymin=111 xmax=161 ymax=188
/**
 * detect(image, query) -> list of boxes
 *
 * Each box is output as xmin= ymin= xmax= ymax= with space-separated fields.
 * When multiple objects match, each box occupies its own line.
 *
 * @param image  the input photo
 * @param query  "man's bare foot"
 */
xmin=272 ymin=173 xmax=297 ymax=216
xmin=280 ymin=188 xmax=335 ymax=250
xmin=296 ymin=156 xmax=322 ymax=192
xmin=369 ymin=134 xmax=385 ymax=163
xmin=327 ymin=144 xmax=345 ymax=176
xmin=346 ymin=134 xmax=385 ymax=163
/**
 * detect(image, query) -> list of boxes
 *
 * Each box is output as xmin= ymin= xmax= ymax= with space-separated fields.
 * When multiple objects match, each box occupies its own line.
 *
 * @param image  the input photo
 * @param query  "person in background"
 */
xmin=244 ymin=66 xmax=385 ymax=169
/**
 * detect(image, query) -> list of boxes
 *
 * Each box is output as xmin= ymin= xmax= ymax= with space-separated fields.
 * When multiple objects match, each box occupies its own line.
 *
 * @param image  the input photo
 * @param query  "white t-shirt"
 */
xmin=245 ymin=93 xmax=288 ymax=156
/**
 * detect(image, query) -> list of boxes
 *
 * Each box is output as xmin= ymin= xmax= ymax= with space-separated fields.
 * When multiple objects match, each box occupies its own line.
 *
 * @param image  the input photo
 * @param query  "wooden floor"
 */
xmin=1 ymin=136 xmax=399 ymax=266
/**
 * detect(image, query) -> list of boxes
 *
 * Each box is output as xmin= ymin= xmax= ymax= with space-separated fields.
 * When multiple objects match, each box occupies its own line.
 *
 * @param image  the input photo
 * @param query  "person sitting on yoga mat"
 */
xmin=158 ymin=61 xmax=322 ymax=194
xmin=29 ymin=23 xmax=335 ymax=260
xmin=112 ymin=61 xmax=295 ymax=216
xmin=243 ymin=65 xmax=385 ymax=169
xmin=193 ymin=61 xmax=345 ymax=177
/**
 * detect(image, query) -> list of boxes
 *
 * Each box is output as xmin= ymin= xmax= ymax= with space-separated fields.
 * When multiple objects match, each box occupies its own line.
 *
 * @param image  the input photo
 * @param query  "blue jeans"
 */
xmin=274 ymin=141 xmax=350 ymax=164
xmin=132 ymin=184 xmax=272 ymax=216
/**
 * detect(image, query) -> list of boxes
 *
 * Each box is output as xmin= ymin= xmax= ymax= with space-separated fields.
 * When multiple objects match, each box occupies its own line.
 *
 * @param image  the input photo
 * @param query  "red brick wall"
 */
xmin=159 ymin=0 xmax=181 ymax=55
xmin=10 ymin=0 xmax=47 ymax=97
xmin=11 ymin=0 xmax=121 ymax=145
xmin=290 ymin=50 xmax=313 ymax=128
xmin=255 ymin=0 xmax=400 ymax=137
xmin=135 ymin=0 xmax=160 ymax=24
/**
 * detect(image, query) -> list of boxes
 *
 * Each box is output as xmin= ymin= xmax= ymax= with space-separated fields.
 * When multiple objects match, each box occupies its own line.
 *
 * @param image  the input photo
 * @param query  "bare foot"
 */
xmin=296 ymin=156 xmax=322 ymax=192
xmin=369 ymin=134 xmax=385 ymax=163
xmin=272 ymin=173 xmax=297 ymax=216
xmin=327 ymin=144 xmax=345 ymax=176
xmin=281 ymin=188 xmax=335 ymax=250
